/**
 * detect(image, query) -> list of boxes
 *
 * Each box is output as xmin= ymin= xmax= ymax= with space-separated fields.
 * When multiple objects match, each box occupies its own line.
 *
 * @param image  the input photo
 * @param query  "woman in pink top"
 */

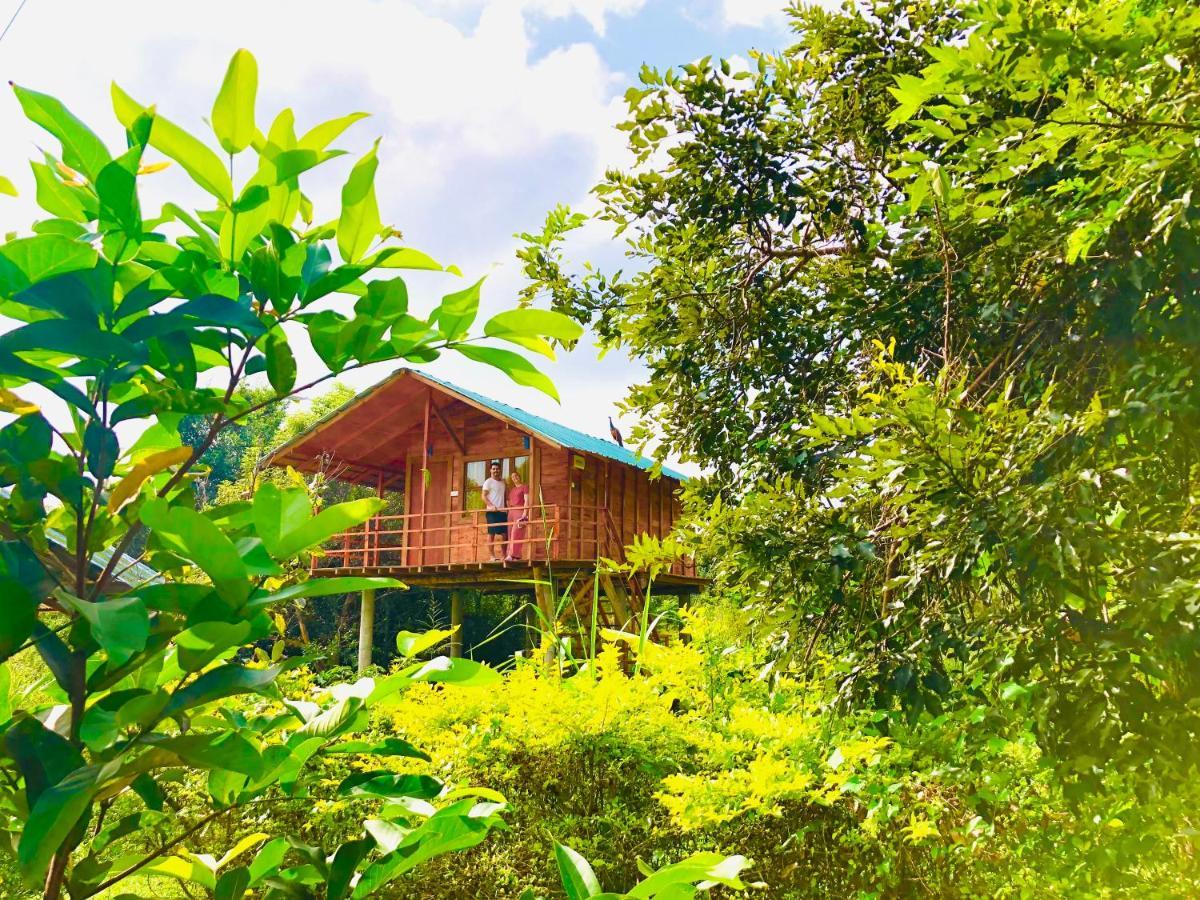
xmin=505 ymin=470 xmax=530 ymax=562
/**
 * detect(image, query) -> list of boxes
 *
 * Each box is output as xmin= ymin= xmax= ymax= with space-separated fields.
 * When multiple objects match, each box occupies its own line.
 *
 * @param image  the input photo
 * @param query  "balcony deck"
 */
xmin=310 ymin=503 xmax=702 ymax=590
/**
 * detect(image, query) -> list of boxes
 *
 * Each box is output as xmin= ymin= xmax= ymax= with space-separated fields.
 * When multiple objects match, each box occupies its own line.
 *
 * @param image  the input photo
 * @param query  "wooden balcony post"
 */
xmin=357 ymin=588 xmax=376 ymax=674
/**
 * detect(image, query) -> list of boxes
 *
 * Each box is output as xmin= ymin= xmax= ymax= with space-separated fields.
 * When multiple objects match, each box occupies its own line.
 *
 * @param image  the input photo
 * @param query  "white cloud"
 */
xmin=0 ymin=0 xmax=686 ymax=464
xmin=720 ymin=0 xmax=787 ymax=28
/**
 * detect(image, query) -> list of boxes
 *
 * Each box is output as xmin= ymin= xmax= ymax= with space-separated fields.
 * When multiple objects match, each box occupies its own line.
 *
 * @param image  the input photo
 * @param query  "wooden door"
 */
xmin=407 ymin=458 xmax=451 ymax=566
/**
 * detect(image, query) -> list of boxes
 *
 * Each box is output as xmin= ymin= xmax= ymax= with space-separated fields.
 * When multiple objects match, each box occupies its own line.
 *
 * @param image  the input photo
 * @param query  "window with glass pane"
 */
xmin=463 ymin=456 xmax=529 ymax=511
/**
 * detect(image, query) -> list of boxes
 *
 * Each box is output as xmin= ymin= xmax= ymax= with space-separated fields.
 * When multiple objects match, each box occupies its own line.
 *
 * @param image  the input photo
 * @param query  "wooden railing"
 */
xmin=310 ymin=503 xmax=697 ymax=577
xmin=312 ymin=504 xmax=605 ymax=571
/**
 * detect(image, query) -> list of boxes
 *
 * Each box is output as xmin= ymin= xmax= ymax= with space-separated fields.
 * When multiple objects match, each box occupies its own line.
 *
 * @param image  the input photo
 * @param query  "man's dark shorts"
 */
xmin=485 ymin=510 xmax=507 ymax=536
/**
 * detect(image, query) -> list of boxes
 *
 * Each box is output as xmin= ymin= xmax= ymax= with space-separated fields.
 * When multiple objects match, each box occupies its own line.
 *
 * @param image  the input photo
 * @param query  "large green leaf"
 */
xmin=18 ymin=762 xmax=112 ymax=885
xmin=0 ymin=318 xmax=142 ymax=363
xmin=0 ymin=235 xmax=99 ymax=297
xmin=351 ymin=800 xmax=502 ymax=898
xmin=327 ymin=839 xmax=373 ymax=900
xmin=484 ymin=308 xmax=584 ymax=342
xmin=323 ymin=737 xmax=431 ymax=761
xmin=626 ymin=853 xmax=749 ymax=898
xmin=433 ymin=277 xmax=483 ymax=341
xmin=97 ymin=146 xmax=143 ymax=237
xmin=215 ymin=866 xmax=251 ymax=900
xmin=264 ymin=328 xmax=296 ymax=394
xmin=164 ymin=661 xmax=293 ymax=718
xmin=0 ymin=579 xmax=36 ymax=662
xmin=112 ymin=83 xmax=233 ymax=204
xmin=56 ymin=593 xmax=149 ymax=666
xmin=337 ymin=142 xmax=382 ymax=264
xmin=141 ymin=499 xmax=251 ymax=608
xmin=154 ymin=731 xmax=265 ymax=777
xmin=248 ymin=576 xmax=404 ymax=610
xmin=4 ymin=715 xmax=84 ymax=808
xmin=12 ymin=85 xmax=112 ymax=180
xmin=176 ymin=620 xmax=255 ymax=672
xmin=212 ymin=49 xmax=258 ymax=154
xmin=252 ymin=484 xmax=384 ymax=560
xmin=30 ymin=161 xmax=93 ymax=222
xmin=556 ymin=843 xmax=604 ymax=900
xmin=406 ymin=656 xmax=502 ymax=688
xmin=298 ymin=112 xmax=368 ymax=151
xmin=452 ymin=345 xmax=559 ymax=401
xmin=337 ymin=771 xmax=443 ymax=800
xmin=395 ymin=628 xmax=454 ymax=659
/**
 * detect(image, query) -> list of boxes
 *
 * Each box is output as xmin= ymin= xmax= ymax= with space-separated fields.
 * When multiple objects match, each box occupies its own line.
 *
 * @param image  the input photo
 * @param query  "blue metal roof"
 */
xmin=416 ymin=370 xmax=690 ymax=482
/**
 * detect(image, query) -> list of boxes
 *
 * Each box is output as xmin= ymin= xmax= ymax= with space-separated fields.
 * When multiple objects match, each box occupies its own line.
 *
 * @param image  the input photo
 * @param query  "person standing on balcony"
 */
xmin=482 ymin=460 xmax=508 ymax=562
xmin=505 ymin=469 xmax=530 ymax=562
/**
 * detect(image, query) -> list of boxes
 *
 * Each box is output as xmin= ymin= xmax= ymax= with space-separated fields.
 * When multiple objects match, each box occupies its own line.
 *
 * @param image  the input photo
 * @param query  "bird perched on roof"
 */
xmin=608 ymin=416 xmax=624 ymax=448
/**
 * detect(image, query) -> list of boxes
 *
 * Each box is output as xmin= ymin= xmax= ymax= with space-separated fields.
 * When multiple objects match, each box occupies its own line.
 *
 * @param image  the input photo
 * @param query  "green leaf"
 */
xmin=212 ymin=49 xmax=258 ymax=154
xmin=337 ymin=141 xmax=382 ymax=263
xmin=626 ymin=853 xmax=749 ymax=898
xmin=452 ymin=345 xmax=559 ymax=401
xmin=407 ymin=656 xmax=502 ymax=688
xmin=351 ymin=801 xmax=502 ymax=898
xmin=141 ymin=499 xmax=251 ymax=608
xmin=155 ymin=731 xmax=265 ymax=777
xmin=112 ymin=83 xmax=233 ymax=204
xmin=139 ymin=853 xmax=217 ymax=890
xmin=264 ymin=328 xmax=297 ymax=395
xmin=4 ymin=715 xmax=85 ymax=808
xmin=97 ymin=146 xmax=143 ymax=237
xmin=395 ymin=628 xmax=454 ymax=659
xmin=247 ymin=837 xmax=288 ymax=885
xmin=56 ymin=594 xmax=149 ymax=666
xmin=298 ymin=112 xmax=369 ymax=151
xmin=484 ymin=308 xmax=584 ymax=342
xmin=0 ymin=234 xmax=98 ymax=296
xmin=164 ymin=660 xmax=294 ymax=718
xmin=433 ymin=277 xmax=483 ymax=341
xmin=18 ymin=763 xmax=110 ymax=885
xmin=323 ymin=737 xmax=431 ymax=761
xmin=0 ymin=174 xmax=16 ymax=196
xmin=0 ymin=579 xmax=36 ymax=662
xmin=176 ymin=620 xmax=255 ymax=672
xmin=215 ymin=866 xmax=250 ymax=900
xmin=337 ymin=771 xmax=443 ymax=800
xmin=297 ymin=697 xmax=365 ymax=739
xmin=12 ymin=85 xmax=112 ymax=180
xmin=83 ymin=420 xmax=119 ymax=479
xmin=0 ymin=318 xmax=141 ymax=363
xmin=556 ymin=843 xmax=604 ymax=900
xmin=252 ymin=484 xmax=384 ymax=560
xmin=328 ymin=839 xmax=373 ymax=900
xmin=31 ymin=621 xmax=73 ymax=693
xmin=249 ymin=576 xmax=404 ymax=609
xmin=30 ymin=161 xmax=93 ymax=221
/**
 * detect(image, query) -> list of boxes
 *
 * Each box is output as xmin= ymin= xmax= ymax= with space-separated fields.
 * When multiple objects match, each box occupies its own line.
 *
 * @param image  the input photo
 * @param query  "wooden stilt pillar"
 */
xmin=601 ymin=575 xmax=634 ymax=631
xmin=450 ymin=590 xmax=464 ymax=658
xmin=357 ymin=589 xmax=376 ymax=674
xmin=532 ymin=566 xmax=556 ymax=665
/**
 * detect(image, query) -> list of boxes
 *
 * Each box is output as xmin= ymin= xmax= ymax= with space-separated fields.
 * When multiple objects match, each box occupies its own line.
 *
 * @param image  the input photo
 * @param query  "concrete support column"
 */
xmin=357 ymin=589 xmax=376 ymax=674
xmin=450 ymin=590 xmax=464 ymax=658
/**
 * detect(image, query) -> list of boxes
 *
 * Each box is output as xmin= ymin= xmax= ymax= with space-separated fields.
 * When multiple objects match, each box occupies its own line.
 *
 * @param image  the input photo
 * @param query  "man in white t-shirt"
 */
xmin=481 ymin=461 xmax=507 ymax=561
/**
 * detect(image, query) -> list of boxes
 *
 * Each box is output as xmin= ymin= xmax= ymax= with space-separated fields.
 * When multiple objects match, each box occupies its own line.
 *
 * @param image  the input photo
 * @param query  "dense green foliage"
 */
xmin=516 ymin=0 xmax=1200 ymax=891
xmin=0 ymin=49 xmax=585 ymax=898
xmin=4 ymin=0 xmax=1200 ymax=895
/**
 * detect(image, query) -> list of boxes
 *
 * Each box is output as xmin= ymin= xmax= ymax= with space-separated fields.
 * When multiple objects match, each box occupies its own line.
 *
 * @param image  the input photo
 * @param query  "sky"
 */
xmin=0 ymin=0 xmax=794 ymax=472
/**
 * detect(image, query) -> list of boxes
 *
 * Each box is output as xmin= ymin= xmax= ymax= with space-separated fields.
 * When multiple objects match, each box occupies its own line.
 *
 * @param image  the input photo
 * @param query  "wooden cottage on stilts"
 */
xmin=265 ymin=368 xmax=702 ymax=669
